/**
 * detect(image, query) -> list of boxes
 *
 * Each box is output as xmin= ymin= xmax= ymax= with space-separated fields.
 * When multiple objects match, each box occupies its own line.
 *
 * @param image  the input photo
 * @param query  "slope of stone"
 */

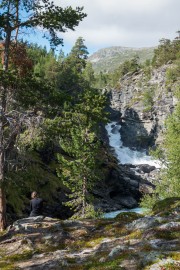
xmin=110 ymin=64 xmax=179 ymax=149
xmin=0 ymin=198 xmax=179 ymax=270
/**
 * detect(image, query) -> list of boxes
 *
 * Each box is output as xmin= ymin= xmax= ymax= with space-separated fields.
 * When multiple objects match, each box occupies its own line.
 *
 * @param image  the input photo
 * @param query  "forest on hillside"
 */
xmin=0 ymin=0 xmax=179 ymax=231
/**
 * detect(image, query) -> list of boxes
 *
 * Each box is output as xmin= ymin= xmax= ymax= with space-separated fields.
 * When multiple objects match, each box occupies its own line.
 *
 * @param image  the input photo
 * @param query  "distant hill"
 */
xmin=88 ymin=46 xmax=155 ymax=73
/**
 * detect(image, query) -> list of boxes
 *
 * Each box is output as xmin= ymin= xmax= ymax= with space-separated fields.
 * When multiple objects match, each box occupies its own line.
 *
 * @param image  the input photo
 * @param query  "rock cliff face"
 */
xmin=110 ymin=64 xmax=178 ymax=150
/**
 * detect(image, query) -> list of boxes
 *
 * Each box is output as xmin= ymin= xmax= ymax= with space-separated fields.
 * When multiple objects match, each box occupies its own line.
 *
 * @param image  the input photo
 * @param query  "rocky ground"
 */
xmin=0 ymin=198 xmax=179 ymax=270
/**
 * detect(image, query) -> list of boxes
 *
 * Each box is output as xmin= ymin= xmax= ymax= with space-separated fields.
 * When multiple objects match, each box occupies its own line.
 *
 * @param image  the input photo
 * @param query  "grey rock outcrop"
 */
xmin=93 ymin=153 xmax=157 ymax=212
xmin=0 ymin=198 xmax=179 ymax=270
xmin=110 ymin=64 xmax=179 ymax=150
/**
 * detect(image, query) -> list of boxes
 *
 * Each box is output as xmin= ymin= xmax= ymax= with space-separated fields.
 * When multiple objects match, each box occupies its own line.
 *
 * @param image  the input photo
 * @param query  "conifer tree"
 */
xmin=57 ymin=37 xmax=89 ymax=95
xmin=57 ymin=113 xmax=100 ymax=217
xmin=57 ymin=88 xmax=107 ymax=217
xmin=0 ymin=0 xmax=86 ymax=230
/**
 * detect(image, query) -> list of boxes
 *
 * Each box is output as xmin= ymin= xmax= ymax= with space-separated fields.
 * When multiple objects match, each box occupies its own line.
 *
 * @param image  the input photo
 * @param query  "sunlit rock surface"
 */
xmin=0 ymin=198 xmax=179 ymax=270
xmin=109 ymin=64 xmax=179 ymax=149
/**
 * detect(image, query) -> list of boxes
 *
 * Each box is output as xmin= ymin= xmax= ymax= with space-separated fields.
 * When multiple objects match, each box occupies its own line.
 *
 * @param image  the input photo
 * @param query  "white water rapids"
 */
xmin=106 ymin=122 xmax=161 ymax=167
xmin=103 ymin=121 xmax=160 ymax=218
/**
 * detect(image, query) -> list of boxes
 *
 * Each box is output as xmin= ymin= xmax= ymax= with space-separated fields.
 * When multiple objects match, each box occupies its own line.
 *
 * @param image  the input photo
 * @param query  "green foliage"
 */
xmin=163 ymin=88 xmax=180 ymax=191
xmin=70 ymin=36 xmax=89 ymax=61
xmin=0 ymin=0 xmax=86 ymax=48
xmin=94 ymin=71 xmax=109 ymax=89
xmin=100 ymin=55 xmax=141 ymax=88
xmin=120 ymin=55 xmax=141 ymax=76
xmin=142 ymin=86 xmax=154 ymax=112
xmin=57 ymin=37 xmax=89 ymax=97
xmin=57 ymin=113 xmax=101 ymax=216
xmin=27 ymin=43 xmax=49 ymax=66
xmin=152 ymin=197 xmax=180 ymax=215
xmin=5 ymin=150 xmax=60 ymax=214
xmin=152 ymin=36 xmax=180 ymax=67
xmin=82 ymin=62 xmax=96 ymax=87
xmin=166 ymin=59 xmax=180 ymax=85
xmin=141 ymin=88 xmax=180 ymax=209
xmin=56 ymin=88 xmax=108 ymax=217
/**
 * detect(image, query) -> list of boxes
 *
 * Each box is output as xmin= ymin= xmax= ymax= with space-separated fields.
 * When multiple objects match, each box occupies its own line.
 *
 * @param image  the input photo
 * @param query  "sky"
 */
xmin=30 ymin=0 xmax=180 ymax=55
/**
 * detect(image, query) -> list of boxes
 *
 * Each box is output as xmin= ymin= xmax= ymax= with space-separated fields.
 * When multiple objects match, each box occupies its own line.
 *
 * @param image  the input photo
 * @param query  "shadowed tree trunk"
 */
xmin=0 ymin=6 xmax=11 ymax=228
xmin=0 ymin=111 xmax=6 ymax=230
xmin=82 ymin=176 xmax=87 ymax=217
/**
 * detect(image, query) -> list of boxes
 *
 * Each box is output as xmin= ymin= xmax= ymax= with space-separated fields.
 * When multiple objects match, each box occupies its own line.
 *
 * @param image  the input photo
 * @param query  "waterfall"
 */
xmin=103 ymin=121 xmax=160 ymax=218
xmin=106 ymin=121 xmax=161 ymax=167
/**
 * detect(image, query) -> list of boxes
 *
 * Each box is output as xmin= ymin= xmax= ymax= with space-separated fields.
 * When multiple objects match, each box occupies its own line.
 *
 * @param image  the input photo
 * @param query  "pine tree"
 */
xmin=0 ymin=0 xmax=86 ymax=230
xmin=57 ymin=37 xmax=89 ymax=95
xmin=57 ymin=88 xmax=108 ymax=218
xmin=57 ymin=114 xmax=100 ymax=217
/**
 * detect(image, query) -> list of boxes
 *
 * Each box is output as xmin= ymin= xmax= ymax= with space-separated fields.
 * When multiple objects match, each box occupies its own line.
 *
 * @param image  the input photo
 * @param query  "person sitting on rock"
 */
xmin=29 ymin=191 xmax=44 ymax=217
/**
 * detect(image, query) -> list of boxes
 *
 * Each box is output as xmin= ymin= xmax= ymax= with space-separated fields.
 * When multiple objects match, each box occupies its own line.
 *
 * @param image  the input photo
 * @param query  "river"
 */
xmin=103 ymin=121 xmax=159 ymax=218
xmin=105 ymin=122 xmax=160 ymax=167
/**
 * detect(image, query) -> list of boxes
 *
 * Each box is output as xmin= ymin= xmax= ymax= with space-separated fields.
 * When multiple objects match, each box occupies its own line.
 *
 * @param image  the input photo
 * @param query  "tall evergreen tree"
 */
xmin=57 ymin=88 xmax=108 ymax=217
xmin=57 ymin=37 xmax=89 ymax=96
xmin=0 ymin=0 xmax=86 ymax=230
xmin=57 ymin=113 xmax=100 ymax=217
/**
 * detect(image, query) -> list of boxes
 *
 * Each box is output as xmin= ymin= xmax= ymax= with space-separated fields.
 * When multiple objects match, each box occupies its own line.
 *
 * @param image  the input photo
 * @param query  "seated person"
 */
xmin=30 ymin=191 xmax=44 ymax=217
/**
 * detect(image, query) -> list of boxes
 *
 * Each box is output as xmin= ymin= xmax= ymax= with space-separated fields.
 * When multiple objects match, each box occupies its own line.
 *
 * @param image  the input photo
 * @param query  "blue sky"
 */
xmin=28 ymin=0 xmax=180 ymax=55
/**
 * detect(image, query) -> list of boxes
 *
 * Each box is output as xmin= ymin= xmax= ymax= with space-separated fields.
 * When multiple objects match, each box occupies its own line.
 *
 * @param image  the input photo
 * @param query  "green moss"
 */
xmin=152 ymin=197 xmax=180 ymax=215
xmin=84 ymin=237 xmax=105 ymax=248
xmin=83 ymin=252 xmax=140 ymax=270
xmin=161 ymin=262 xmax=180 ymax=270
xmin=115 ymin=212 xmax=143 ymax=223
xmin=3 ymin=250 xmax=34 ymax=262
xmin=64 ymin=265 xmax=84 ymax=270
xmin=0 ymin=250 xmax=35 ymax=270
xmin=143 ymin=106 xmax=152 ymax=112
xmin=168 ymin=252 xmax=180 ymax=261
xmin=0 ymin=230 xmax=8 ymax=236
xmin=84 ymin=257 xmax=126 ymax=270
xmin=36 ymin=241 xmax=66 ymax=252
xmin=0 ymin=262 xmax=17 ymax=270
xmin=125 ymin=229 xmax=142 ymax=240
xmin=154 ymin=230 xmax=180 ymax=240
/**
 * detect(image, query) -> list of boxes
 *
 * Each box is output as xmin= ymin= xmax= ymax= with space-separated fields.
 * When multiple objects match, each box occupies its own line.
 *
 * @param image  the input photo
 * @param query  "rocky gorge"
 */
xmin=94 ymin=62 xmax=179 ymax=212
xmin=34 ymin=63 xmax=179 ymax=217
xmin=6 ymin=62 xmax=178 ymax=222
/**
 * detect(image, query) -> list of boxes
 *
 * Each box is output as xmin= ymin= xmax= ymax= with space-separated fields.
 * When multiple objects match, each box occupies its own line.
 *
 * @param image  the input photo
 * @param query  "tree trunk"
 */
xmin=0 ymin=127 xmax=6 ymax=230
xmin=82 ymin=176 xmax=87 ymax=217
xmin=0 ymin=82 xmax=7 ymax=230
xmin=0 ymin=18 xmax=11 ymax=230
xmin=0 ymin=185 xmax=6 ymax=231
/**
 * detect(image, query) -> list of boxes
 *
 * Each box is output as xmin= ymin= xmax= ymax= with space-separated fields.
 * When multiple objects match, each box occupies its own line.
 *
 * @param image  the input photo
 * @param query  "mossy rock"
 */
xmin=0 ymin=250 xmax=35 ymax=270
xmin=115 ymin=212 xmax=143 ymax=223
xmin=152 ymin=197 xmax=180 ymax=216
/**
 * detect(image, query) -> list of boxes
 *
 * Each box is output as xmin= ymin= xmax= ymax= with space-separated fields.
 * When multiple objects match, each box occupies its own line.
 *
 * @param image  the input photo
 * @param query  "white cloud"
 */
xmin=54 ymin=0 xmax=180 ymax=54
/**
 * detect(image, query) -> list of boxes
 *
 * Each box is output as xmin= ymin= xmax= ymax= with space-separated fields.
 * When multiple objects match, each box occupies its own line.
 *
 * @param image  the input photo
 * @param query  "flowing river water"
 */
xmin=105 ymin=122 xmax=160 ymax=167
xmin=103 ymin=121 xmax=160 ymax=218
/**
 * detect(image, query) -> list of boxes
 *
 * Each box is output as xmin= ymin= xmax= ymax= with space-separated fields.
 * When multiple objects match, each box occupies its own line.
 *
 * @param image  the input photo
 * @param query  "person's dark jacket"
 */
xmin=30 ymin=197 xmax=43 ymax=217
